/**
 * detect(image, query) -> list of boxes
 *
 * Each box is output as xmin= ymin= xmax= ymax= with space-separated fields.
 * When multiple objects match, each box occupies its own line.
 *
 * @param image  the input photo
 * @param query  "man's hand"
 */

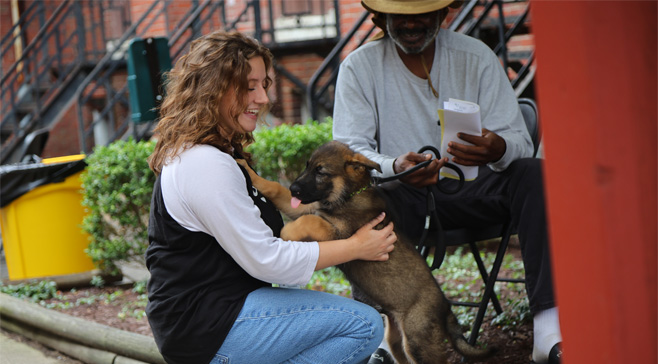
xmin=393 ymin=152 xmax=449 ymax=188
xmin=447 ymin=128 xmax=506 ymax=166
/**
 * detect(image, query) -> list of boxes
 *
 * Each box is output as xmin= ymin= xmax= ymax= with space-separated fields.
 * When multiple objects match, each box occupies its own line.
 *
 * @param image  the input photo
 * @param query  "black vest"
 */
xmin=146 ymin=163 xmax=284 ymax=364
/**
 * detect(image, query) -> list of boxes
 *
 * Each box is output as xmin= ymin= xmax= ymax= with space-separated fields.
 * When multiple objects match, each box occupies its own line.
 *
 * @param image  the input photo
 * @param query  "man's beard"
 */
xmin=386 ymin=14 xmax=441 ymax=54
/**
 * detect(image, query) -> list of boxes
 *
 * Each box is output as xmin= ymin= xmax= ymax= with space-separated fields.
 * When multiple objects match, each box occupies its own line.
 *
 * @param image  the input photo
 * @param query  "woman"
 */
xmin=145 ymin=31 xmax=396 ymax=364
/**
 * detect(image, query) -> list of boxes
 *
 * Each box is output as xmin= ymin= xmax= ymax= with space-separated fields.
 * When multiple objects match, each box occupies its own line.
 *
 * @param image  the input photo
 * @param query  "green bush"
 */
xmin=78 ymin=119 xmax=330 ymax=275
xmin=247 ymin=118 xmax=333 ymax=185
xmin=80 ymin=138 xmax=156 ymax=274
xmin=0 ymin=280 xmax=61 ymax=303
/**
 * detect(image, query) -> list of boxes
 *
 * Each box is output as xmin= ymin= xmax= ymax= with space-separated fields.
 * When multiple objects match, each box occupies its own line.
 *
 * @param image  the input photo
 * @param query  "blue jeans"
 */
xmin=209 ymin=287 xmax=384 ymax=364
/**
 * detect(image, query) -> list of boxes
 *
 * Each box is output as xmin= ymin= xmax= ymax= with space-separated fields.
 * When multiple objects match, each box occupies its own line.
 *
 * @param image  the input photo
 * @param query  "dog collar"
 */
xmin=350 ymin=184 xmax=371 ymax=198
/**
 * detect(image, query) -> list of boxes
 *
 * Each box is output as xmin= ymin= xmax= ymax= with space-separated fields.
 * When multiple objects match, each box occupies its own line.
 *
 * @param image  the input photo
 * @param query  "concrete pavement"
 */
xmin=0 ymin=330 xmax=71 ymax=364
xmin=0 ymin=248 xmax=149 ymax=364
xmin=1 ymin=247 xmax=72 ymax=362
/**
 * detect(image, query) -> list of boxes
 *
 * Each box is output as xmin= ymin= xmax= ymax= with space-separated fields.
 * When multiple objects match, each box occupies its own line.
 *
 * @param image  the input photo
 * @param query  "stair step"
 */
xmin=15 ymin=101 xmax=37 ymax=115
xmin=16 ymin=82 xmax=52 ymax=107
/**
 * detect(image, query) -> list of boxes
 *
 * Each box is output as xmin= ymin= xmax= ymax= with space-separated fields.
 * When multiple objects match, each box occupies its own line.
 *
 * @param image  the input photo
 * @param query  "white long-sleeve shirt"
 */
xmin=333 ymin=29 xmax=533 ymax=178
xmin=160 ymin=144 xmax=319 ymax=286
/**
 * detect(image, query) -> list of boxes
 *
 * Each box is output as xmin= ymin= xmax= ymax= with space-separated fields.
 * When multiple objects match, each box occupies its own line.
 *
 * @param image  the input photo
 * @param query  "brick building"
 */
xmin=1 ymin=0 xmax=533 ymax=160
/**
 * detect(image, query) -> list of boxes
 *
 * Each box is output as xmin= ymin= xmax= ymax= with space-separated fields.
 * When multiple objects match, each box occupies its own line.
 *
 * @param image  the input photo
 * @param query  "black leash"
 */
xmin=373 ymin=146 xmax=466 ymax=270
xmin=373 ymin=146 xmax=465 ymax=193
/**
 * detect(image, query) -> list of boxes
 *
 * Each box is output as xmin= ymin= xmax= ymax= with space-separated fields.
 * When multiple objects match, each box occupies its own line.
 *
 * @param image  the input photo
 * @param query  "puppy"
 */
xmin=239 ymin=141 xmax=494 ymax=364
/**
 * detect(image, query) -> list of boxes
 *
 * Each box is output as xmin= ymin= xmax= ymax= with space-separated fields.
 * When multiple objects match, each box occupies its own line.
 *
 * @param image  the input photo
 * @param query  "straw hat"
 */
xmin=361 ymin=0 xmax=459 ymax=15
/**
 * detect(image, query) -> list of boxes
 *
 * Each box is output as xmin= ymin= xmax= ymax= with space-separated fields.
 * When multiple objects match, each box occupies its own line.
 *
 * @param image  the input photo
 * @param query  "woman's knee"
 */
xmin=359 ymin=304 xmax=385 ymax=348
xmin=367 ymin=306 xmax=385 ymax=337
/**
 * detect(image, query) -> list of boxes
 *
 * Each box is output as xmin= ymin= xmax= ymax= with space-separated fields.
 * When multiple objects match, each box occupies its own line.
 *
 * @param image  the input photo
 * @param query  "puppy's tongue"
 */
xmin=291 ymin=197 xmax=302 ymax=209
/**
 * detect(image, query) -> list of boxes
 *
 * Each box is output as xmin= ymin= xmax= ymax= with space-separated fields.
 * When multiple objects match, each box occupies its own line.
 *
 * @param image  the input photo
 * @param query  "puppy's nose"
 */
xmin=289 ymin=183 xmax=302 ymax=197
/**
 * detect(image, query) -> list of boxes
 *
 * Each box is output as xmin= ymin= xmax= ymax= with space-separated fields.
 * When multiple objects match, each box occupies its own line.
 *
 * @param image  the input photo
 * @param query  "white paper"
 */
xmin=438 ymin=98 xmax=482 ymax=181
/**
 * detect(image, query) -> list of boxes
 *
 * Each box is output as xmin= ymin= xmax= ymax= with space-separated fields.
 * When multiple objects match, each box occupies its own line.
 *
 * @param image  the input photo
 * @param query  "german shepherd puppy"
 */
xmin=238 ymin=141 xmax=494 ymax=364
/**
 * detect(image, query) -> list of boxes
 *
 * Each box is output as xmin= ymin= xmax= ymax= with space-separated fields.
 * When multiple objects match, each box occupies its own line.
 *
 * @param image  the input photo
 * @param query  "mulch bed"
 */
xmin=7 ymin=244 xmax=533 ymax=363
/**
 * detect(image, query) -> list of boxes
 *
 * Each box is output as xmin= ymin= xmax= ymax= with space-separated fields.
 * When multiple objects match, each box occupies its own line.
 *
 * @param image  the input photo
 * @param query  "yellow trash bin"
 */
xmin=0 ymin=154 xmax=95 ymax=280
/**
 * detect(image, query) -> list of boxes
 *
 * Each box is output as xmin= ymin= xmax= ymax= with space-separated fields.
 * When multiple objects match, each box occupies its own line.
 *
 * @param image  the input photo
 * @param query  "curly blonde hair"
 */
xmin=148 ymin=31 xmax=273 ymax=175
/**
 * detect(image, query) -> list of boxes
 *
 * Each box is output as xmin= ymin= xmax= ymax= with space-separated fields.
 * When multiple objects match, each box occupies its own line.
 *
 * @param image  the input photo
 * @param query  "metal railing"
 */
xmin=2 ymin=0 xmax=342 ymax=160
xmin=1 ymin=0 xmax=82 ymax=163
xmin=2 ymin=0 xmax=529 ymax=159
xmin=448 ymin=0 xmax=535 ymax=90
xmin=307 ymin=10 xmax=377 ymax=121
xmin=76 ymin=0 xmax=342 ymax=154
xmin=0 ymin=0 xmax=132 ymax=164
xmin=75 ymin=0 xmax=235 ymax=153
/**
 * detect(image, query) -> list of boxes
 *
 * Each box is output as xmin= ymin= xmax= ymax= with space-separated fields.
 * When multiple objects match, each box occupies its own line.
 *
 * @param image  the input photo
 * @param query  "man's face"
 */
xmin=386 ymin=10 xmax=445 ymax=54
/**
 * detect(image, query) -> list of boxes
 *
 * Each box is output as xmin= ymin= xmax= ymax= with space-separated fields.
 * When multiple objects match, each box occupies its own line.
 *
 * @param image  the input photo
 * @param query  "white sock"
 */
xmin=532 ymin=307 xmax=562 ymax=362
xmin=378 ymin=338 xmax=391 ymax=352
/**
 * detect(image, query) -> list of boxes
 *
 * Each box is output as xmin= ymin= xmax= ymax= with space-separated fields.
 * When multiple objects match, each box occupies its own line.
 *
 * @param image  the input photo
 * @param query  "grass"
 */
xmin=0 ymin=243 xmax=530 ymax=331
xmin=0 ymin=279 xmax=147 ymax=320
xmin=305 ymin=243 xmax=530 ymax=334
xmin=435 ymin=245 xmax=530 ymax=333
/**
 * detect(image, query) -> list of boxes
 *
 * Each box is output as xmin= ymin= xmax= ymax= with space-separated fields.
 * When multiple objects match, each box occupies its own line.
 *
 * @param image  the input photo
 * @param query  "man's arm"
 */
xmin=333 ymin=50 xmax=449 ymax=187
xmin=474 ymin=49 xmax=533 ymax=170
xmin=333 ymin=57 xmax=398 ymax=178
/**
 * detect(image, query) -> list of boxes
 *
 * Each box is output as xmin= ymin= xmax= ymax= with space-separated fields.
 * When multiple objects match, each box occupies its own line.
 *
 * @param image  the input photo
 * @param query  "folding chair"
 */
xmin=424 ymin=97 xmax=541 ymax=346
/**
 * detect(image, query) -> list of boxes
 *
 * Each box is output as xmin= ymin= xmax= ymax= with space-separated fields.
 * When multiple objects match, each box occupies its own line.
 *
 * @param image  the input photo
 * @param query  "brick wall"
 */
xmin=270 ymin=0 xmax=368 ymax=124
xmin=2 ymin=1 xmax=104 ymax=158
xmin=1 ymin=1 xmax=17 ymax=74
xmin=5 ymin=0 xmax=533 ymax=157
xmin=125 ymin=0 xmax=368 ymax=125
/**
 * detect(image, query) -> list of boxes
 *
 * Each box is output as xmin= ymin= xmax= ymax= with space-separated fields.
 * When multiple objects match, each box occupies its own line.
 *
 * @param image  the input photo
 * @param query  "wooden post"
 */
xmin=530 ymin=2 xmax=657 ymax=364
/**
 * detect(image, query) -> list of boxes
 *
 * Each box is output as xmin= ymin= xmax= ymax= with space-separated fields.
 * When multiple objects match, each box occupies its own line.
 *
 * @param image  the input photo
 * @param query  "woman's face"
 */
xmin=228 ymin=56 xmax=269 ymax=133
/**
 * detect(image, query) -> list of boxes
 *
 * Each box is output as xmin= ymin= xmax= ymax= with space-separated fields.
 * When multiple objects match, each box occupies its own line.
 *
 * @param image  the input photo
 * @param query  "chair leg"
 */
xmin=468 ymin=241 xmax=504 ymax=314
xmin=467 ymin=224 xmax=514 ymax=346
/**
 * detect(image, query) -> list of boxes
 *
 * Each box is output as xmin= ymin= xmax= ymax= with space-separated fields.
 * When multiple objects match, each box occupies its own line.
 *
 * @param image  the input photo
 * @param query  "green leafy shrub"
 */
xmin=77 ymin=119 xmax=330 ymax=275
xmin=247 ymin=118 xmax=333 ymax=185
xmin=0 ymin=280 xmax=61 ymax=302
xmin=307 ymin=267 xmax=352 ymax=296
xmin=80 ymin=138 xmax=156 ymax=274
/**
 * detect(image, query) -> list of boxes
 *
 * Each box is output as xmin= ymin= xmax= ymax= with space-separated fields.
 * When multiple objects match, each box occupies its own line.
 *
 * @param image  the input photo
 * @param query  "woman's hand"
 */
xmin=350 ymin=212 xmax=396 ymax=261
xmin=315 ymin=212 xmax=396 ymax=270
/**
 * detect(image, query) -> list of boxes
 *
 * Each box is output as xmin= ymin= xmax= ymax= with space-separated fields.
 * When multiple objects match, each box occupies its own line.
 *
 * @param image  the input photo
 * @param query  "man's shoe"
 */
xmin=368 ymin=348 xmax=395 ymax=364
xmin=530 ymin=343 xmax=562 ymax=364
xmin=548 ymin=343 xmax=562 ymax=364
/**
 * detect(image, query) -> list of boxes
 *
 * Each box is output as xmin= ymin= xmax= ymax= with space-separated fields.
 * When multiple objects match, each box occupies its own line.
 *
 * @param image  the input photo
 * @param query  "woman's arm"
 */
xmin=315 ymin=212 xmax=396 ymax=270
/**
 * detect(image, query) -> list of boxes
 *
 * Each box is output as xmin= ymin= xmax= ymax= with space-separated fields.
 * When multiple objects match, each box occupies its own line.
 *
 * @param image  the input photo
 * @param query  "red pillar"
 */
xmin=531 ymin=1 xmax=657 ymax=364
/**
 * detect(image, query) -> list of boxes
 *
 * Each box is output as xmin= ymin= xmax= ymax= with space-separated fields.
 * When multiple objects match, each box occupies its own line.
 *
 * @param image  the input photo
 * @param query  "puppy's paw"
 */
xmin=235 ymin=158 xmax=250 ymax=170
xmin=235 ymin=159 xmax=260 ymax=180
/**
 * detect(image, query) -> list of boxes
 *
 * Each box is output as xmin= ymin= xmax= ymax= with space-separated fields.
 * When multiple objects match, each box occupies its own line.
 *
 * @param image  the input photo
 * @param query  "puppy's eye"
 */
xmin=315 ymin=165 xmax=327 ymax=176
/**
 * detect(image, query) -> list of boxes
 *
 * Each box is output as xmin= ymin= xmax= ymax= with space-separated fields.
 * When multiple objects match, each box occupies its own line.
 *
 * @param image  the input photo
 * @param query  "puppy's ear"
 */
xmin=348 ymin=153 xmax=382 ymax=173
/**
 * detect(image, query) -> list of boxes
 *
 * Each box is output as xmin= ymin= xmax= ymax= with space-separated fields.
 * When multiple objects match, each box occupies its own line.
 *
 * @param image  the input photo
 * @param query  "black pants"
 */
xmin=380 ymin=158 xmax=555 ymax=314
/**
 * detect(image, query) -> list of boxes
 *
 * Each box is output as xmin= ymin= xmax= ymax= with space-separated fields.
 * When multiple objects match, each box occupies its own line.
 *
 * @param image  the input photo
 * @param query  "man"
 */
xmin=333 ymin=1 xmax=562 ymax=363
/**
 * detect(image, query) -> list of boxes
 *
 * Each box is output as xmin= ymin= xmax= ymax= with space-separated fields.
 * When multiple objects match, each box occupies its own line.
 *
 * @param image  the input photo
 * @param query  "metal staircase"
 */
xmin=1 ymin=0 xmax=132 ymax=164
xmin=2 ymin=0 xmax=342 ymax=162
xmin=74 ymin=0 xmax=241 ymax=155
xmin=1 ymin=0 xmax=533 ymax=163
